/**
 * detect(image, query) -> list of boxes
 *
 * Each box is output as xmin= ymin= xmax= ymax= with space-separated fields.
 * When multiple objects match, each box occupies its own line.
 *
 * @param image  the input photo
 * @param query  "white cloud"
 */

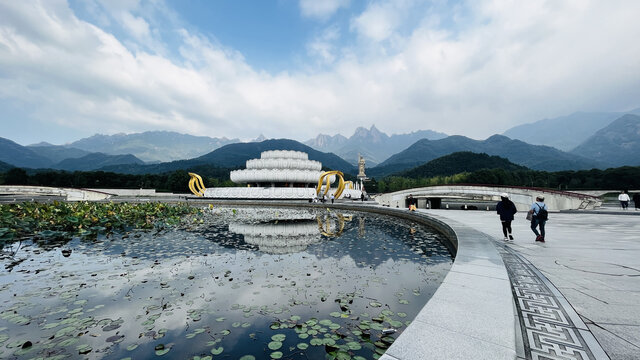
xmin=1 ymin=0 xmax=640 ymax=146
xmin=299 ymin=0 xmax=350 ymax=20
xmin=306 ymin=26 xmax=341 ymax=65
xmin=351 ymin=3 xmax=399 ymax=42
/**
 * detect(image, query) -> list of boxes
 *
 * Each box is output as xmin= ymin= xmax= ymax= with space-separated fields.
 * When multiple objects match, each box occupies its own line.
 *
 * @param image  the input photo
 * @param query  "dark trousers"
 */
xmin=501 ymin=221 xmax=512 ymax=237
xmin=531 ymin=218 xmax=546 ymax=238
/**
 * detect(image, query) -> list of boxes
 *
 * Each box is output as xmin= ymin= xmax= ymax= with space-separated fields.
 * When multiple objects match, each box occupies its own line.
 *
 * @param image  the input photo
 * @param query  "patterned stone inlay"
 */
xmin=494 ymin=243 xmax=607 ymax=360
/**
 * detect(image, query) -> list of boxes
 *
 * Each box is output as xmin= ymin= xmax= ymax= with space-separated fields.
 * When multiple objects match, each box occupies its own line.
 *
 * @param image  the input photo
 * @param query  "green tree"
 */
xmin=4 ymin=168 xmax=28 ymax=185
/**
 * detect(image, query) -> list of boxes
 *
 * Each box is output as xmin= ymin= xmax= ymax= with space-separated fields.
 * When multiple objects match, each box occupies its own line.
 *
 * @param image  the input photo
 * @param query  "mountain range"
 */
xmin=369 ymin=134 xmax=601 ymax=178
xmin=99 ymin=139 xmax=356 ymax=175
xmin=502 ymin=108 xmax=640 ymax=151
xmin=0 ymin=137 xmax=145 ymax=171
xmin=571 ymin=114 xmax=640 ymax=167
xmin=304 ymin=125 xmax=447 ymax=166
xmin=67 ymin=131 xmax=240 ymax=163
xmin=2 ymin=111 xmax=640 ymax=178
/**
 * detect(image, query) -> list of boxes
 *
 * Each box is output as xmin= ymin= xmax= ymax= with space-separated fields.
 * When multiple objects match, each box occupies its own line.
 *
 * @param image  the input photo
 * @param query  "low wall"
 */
xmin=0 ymin=185 xmax=112 ymax=201
xmin=87 ymin=188 xmax=158 ymax=196
xmin=377 ymin=185 xmax=602 ymax=211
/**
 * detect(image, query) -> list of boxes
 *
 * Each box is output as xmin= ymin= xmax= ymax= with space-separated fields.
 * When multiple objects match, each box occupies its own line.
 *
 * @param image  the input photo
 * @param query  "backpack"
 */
xmin=536 ymin=204 xmax=548 ymax=221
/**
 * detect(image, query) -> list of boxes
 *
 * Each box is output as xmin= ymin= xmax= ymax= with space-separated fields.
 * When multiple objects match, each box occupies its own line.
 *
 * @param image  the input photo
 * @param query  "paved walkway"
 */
xmin=430 ymin=209 xmax=640 ymax=360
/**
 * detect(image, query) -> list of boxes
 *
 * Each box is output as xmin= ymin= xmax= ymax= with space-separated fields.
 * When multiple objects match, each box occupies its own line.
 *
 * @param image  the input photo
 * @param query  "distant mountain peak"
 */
xmin=28 ymin=141 xmax=54 ymax=147
xmin=352 ymin=125 xmax=387 ymax=142
xmin=252 ymin=134 xmax=267 ymax=142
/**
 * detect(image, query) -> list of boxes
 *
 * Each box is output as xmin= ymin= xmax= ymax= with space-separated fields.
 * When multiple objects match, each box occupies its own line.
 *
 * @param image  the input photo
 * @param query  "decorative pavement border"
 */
xmin=494 ymin=241 xmax=610 ymax=360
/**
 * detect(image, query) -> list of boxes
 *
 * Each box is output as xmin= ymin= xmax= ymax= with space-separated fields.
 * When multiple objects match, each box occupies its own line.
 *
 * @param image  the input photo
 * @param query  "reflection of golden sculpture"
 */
xmin=316 ymin=213 xmax=349 ymax=237
xmin=316 ymin=171 xmax=345 ymax=198
xmin=188 ymin=172 xmax=206 ymax=197
xmin=358 ymin=216 xmax=365 ymax=238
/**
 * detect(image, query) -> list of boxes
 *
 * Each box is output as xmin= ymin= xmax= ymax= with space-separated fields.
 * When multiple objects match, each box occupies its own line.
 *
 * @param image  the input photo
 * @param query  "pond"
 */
xmin=0 ymin=206 xmax=453 ymax=360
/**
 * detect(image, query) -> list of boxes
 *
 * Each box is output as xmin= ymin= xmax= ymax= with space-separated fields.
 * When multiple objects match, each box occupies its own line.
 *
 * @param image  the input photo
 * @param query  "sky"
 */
xmin=1 ymin=0 xmax=639 ymax=146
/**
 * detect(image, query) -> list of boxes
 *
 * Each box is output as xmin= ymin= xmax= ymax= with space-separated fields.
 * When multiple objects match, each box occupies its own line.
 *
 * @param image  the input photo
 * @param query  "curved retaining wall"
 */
xmin=194 ymin=200 xmax=519 ymax=359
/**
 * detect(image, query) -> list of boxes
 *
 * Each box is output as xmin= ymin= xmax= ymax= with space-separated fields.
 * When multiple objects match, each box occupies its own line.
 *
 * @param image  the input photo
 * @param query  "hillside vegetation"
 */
xmin=399 ymin=152 xmax=528 ymax=178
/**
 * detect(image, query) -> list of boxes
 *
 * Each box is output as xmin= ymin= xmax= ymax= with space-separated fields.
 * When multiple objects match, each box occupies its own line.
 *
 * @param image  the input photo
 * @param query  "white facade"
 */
xmin=230 ymin=150 xmax=323 ymax=187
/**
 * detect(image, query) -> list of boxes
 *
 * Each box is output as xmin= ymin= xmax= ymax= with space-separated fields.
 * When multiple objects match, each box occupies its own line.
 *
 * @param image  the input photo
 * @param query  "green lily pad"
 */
xmin=155 ymin=347 xmax=171 ymax=356
xmin=268 ymin=341 xmax=282 ymax=350
xmin=270 ymin=351 xmax=283 ymax=359
xmin=210 ymin=346 xmax=223 ymax=355
xmin=334 ymin=351 xmax=352 ymax=360
xmin=297 ymin=343 xmax=309 ymax=350
xmin=239 ymin=356 xmax=255 ymax=360
xmin=271 ymin=334 xmax=286 ymax=342
xmin=77 ymin=344 xmax=92 ymax=355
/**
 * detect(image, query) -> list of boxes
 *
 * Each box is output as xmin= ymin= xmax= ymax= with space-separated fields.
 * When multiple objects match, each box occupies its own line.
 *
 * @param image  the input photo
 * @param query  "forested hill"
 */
xmin=570 ymin=114 xmax=640 ymax=167
xmin=398 ymin=152 xmax=529 ymax=178
xmin=0 ymin=160 xmax=14 ymax=172
xmin=100 ymin=139 xmax=357 ymax=175
xmin=196 ymin=139 xmax=355 ymax=172
xmin=370 ymin=134 xmax=600 ymax=177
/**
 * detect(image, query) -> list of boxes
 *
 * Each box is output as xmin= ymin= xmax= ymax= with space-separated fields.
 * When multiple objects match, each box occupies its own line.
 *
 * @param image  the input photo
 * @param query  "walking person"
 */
xmin=496 ymin=193 xmax=517 ymax=241
xmin=633 ymin=192 xmax=640 ymax=211
xmin=528 ymin=195 xmax=548 ymax=242
xmin=330 ymin=194 xmax=335 ymax=204
xmin=618 ymin=190 xmax=630 ymax=210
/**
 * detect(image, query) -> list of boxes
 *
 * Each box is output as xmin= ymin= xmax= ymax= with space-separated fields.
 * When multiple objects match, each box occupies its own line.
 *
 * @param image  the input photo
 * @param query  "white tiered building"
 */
xmin=204 ymin=150 xmax=362 ymax=200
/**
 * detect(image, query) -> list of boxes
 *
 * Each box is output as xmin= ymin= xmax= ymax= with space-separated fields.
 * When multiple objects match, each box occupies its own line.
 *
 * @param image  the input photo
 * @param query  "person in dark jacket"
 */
xmin=633 ymin=193 xmax=640 ymax=210
xmin=496 ymin=192 xmax=517 ymax=241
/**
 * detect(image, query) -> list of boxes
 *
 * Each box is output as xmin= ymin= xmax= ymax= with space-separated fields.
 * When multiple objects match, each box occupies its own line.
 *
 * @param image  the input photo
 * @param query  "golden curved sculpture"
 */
xmin=188 ymin=172 xmax=206 ymax=197
xmin=344 ymin=181 xmax=354 ymax=189
xmin=316 ymin=170 xmax=346 ymax=199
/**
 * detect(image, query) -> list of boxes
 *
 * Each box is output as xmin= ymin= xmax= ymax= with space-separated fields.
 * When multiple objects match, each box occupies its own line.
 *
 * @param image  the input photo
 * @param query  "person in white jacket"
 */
xmin=618 ymin=191 xmax=631 ymax=210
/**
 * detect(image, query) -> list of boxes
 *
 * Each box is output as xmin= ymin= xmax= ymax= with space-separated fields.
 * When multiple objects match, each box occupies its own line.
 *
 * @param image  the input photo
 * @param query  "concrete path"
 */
xmin=430 ymin=209 xmax=640 ymax=360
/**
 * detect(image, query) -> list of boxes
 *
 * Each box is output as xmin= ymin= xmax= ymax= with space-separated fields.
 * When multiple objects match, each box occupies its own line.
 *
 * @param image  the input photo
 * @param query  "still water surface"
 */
xmin=0 ymin=207 xmax=453 ymax=359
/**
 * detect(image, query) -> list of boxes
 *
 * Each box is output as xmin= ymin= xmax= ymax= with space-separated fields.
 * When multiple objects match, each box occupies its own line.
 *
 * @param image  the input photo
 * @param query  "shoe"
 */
xmin=509 ymin=235 xmax=514 ymax=240
xmin=503 ymin=237 xmax=508 ymax=241
xmin=535 ymin=235 xmax=542 ymax=242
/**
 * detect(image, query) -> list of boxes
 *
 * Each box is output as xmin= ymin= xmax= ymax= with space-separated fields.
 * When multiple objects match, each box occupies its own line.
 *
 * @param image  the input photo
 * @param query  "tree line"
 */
xmin=0 ymin=166 xmax=238 ymax=193
xmin=370 ymin=166 xmax=640 ymax=193
xmin=2 ymin=165 xmax=639 ymax=194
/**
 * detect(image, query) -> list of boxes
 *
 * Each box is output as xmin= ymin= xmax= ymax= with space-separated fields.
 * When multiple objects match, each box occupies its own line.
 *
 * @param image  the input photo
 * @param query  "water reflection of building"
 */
xmin=229 ymin=221 xmax=321 ymax=254
xmin=228 ymin=209 xmax=353 ymax=254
